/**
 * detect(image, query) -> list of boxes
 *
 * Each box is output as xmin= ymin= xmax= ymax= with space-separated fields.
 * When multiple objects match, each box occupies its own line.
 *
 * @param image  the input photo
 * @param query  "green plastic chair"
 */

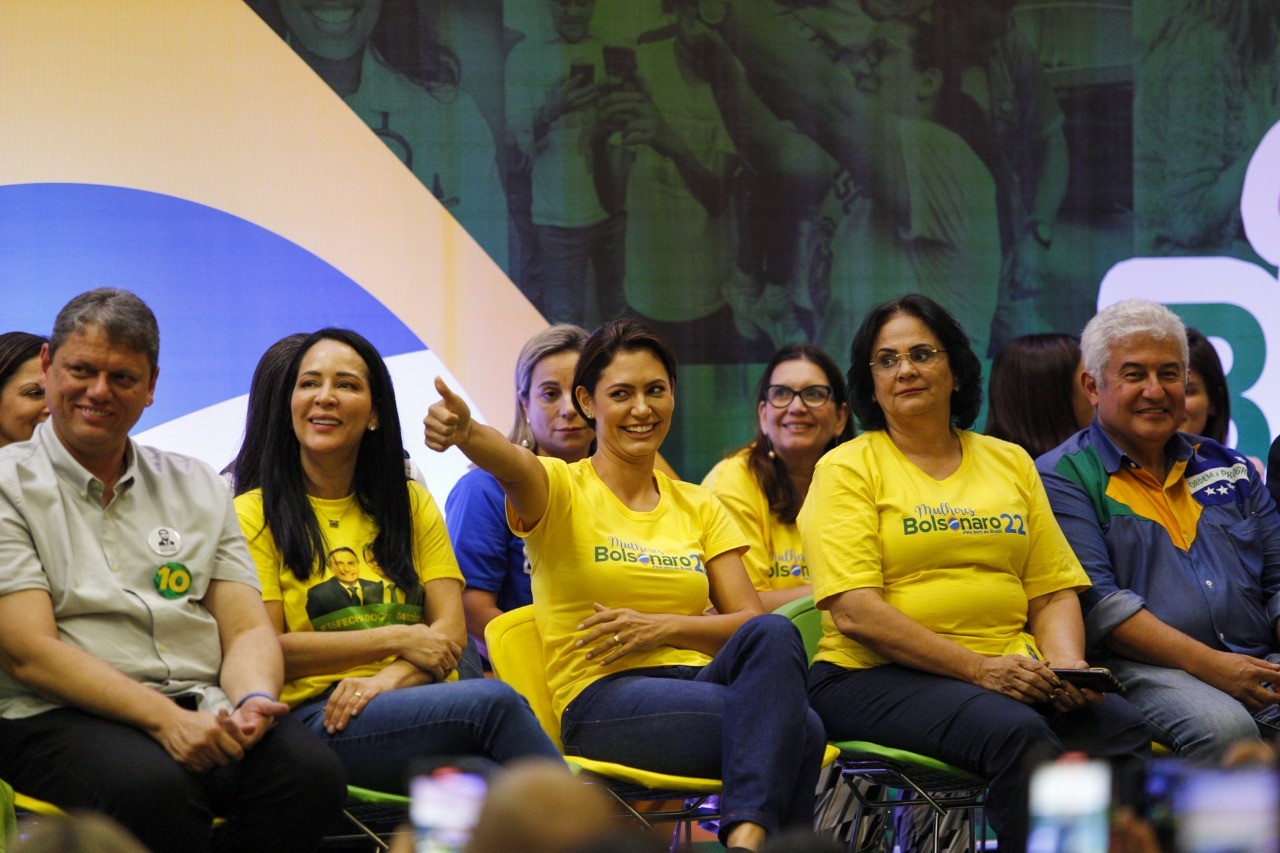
xmin=332 ymin=785 xmax=410 ymax=851
xmin=775 ymin=595 xmax=988 ymax=853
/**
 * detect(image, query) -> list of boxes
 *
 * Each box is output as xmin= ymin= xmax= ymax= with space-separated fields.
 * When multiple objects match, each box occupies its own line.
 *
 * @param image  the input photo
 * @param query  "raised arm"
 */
xmin=424 ymin=377 xmax=551 ymax=529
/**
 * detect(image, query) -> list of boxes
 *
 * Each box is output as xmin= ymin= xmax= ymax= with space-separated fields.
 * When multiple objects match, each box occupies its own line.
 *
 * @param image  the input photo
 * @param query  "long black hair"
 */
xmin=252 ymin=328 xmax=417 ymax=587
xmin=225 ymin=332 xmax=308 ymax=493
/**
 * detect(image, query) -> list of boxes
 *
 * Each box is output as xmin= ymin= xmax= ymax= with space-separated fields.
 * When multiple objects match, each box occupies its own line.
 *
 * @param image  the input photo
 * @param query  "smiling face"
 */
xmin=522 ymin=350 xmax=593 ymax=463
xmin=331 ymin=548 xmax=360 ymax=584
xmin=869 ymin=312 xmax=953 ymax=430
xmin=290 ymin=339 xmax=378 ymax=470
xmin=577 ymin=348 xmax=673 ymax=462
xmin=853 ymin=19 xmax=938 ymax=118
xmin=0 ymin=356 xmax=49 ymax=447
xmin=42 ymin=326 xmax=157 ymax=478
xmin=279 ymin=0 xmax=381 ymax=61
xmin=758 ymin=358 xmax=848 ymax=468
xmin=1083 ymin=334 xmax=1186 ymax=468
xmin=549 ymin=0 xmax=595 ymax=44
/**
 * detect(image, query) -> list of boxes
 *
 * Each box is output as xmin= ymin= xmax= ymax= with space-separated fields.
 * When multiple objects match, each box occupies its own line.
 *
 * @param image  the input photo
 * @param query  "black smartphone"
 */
xmin=1051 ymin=667 xmax=1125 ymax=694
xmin=602 ymin=45 xmax=638 ymax=90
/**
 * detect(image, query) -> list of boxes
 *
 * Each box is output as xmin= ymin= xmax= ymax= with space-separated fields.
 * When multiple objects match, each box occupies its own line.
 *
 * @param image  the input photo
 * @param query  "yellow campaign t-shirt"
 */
xmin=799 ymin=430 xmax=1088 ymax=670
xmin=703 ymin=450 xmax=809 ymax=592
xmin=235 ymin=482 xmax=464 ymax=706
xmin=514 ymin=457 xmax=747 ymax=718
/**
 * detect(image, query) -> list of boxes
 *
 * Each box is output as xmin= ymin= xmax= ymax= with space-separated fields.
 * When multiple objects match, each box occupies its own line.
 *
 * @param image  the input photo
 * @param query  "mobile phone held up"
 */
xmin=602 ymin=45 xmax=638 ymax=92
xmin=411 ymin=766 xmax=488 ymax=853
xmin=1028 ymin=757 xmax=1111 ymax=853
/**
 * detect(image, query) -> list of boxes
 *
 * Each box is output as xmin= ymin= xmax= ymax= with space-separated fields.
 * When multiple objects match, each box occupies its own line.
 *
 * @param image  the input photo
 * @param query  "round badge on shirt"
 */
xmin=148 ymin=526 xmax=182 ymax=557
xmin=154 ymin=562 xmax=193 ymax=599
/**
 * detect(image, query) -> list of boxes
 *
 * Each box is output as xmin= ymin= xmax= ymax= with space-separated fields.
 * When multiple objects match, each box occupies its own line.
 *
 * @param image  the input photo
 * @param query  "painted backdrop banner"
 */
xmin=2 ymin=0 xmax=1276 ymax=487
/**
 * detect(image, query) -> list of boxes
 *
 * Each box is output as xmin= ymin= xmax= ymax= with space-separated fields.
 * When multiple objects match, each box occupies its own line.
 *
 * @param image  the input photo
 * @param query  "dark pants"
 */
xmin=561 ymin=615 xmax=827 ymax=842
xmin=808 ymin=662 xmax=1151 ymax=853
xmin=0 ymin=707 xmax=347 ymax=853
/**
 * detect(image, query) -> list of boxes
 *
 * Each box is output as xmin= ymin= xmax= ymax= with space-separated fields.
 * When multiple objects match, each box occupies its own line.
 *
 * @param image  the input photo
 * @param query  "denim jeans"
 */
xmin=808 ymin=662 xmax=1152 ymax=853
xmin=294 ymin=679 xmax=561 ymax=792
xmin=1100 ymin=654 xmax=1280 ymax=763
xmin=560 ymin=615 xmax=826 ymax=841
xmin=534 ymin=215 xmax=626 ymax=327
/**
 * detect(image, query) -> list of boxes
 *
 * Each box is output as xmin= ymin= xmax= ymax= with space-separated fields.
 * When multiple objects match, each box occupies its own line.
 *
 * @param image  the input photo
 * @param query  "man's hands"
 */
xmin=1197 ymin=652 xmax=1280 ymax=711
xmin=150 ymin=694 xmax=290 ymax=773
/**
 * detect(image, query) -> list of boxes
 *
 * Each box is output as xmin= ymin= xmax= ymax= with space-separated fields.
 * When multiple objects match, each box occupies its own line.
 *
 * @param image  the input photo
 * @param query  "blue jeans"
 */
xmin=294 ymin=679 xmax=561 ymax=792
xmin=1100 ymin=654 xmax=1280 ymax=763
xmin=534 ymin=215 xmax=626 ymax=326
xmin=808 ymin=662 xmax=1151 ymax=853
xmin=560 ymin=615 xmax=826 ymax=841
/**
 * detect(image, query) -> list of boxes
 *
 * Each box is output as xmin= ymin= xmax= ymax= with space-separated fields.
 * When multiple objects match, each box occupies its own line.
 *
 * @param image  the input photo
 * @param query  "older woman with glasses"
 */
xmin=703 ymin=344 xmax=853 ymax=610
xmin=800 ymin=294 xmax=1149 ymax=853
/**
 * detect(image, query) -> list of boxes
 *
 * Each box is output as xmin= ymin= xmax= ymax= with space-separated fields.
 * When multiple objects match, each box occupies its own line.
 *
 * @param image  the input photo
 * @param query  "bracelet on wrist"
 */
xmin=235 ymin=691 xmax=276 ymax=709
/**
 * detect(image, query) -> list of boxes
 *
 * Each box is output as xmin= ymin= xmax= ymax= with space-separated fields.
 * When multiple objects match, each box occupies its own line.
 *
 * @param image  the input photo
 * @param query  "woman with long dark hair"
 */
xmin=703 ymin=344 xmax=852 ymax=610
xmin=985 ymin=333 xmax=1093 ymax=459
xmin=0 ymin=332 xmax=48 ymax=448
xmin=235 ymin=328 xmax=559 ymax=791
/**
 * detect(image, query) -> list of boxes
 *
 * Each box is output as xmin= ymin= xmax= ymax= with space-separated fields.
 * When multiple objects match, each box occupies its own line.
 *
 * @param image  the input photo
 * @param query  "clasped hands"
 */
xmin=576 ymin=603 xmax=665 ymax=666
xmin=974 ymin=655 xmax=1101 ymax=712
xmin=155 ymin=693 xmax=289 ymax=773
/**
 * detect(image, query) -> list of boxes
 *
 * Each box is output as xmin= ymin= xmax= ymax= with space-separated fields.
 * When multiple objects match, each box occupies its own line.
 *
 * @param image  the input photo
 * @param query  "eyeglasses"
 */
xmin=764 ymin=384 xmax=835 ymax=408
xmin=869 ymin=348 xmax=946 ymax=373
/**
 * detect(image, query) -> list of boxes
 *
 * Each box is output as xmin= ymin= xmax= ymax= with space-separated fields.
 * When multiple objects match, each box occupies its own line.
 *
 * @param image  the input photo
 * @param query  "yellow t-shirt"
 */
xmin=702 ymin=450 xmax=809 ymax=592
xmin=513 ymin=457 xmax=747 ymax=717
xmin=799 ymin=430 xmax=1088 ymax=670
xmin=235 ymin=482 xmax=464 ymax=706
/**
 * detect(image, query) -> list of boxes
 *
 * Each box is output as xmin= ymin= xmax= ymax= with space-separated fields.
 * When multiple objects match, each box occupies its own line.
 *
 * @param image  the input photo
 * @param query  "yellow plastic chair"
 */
xmin=485 ymin=605 xmax=839 ymax=842
xmin=774 ymin=595 xmax=988 ymax=853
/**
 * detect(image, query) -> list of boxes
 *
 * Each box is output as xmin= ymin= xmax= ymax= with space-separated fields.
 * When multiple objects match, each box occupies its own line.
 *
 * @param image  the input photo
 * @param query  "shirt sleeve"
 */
xmin=409 ymin=482 xmax=464 ymax=585
xmin=801 ymin=457 xmax=885 ymax=609
xmin=234 ymin=490 xmax=284 ymax=604
xmin=445 ymin=471 xmax=511 ymax=593
xmin=0 ymin=482 xmax=51 ymax=598
xmin=703 ymin=457 xmax=771 ymax=590
xmin=700 ymin=487 xmax=750 ymax=565
xmin=1017 ymin=453 xmax=1090 ymax=601
xmin=1037 ymin=460 xmax=1144 ymax=648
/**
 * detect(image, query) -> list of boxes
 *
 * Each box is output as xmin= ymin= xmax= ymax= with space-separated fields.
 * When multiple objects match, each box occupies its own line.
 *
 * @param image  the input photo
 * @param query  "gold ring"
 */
xmin=613 ymin=634 xmax=622 ymax=646
xmin=354 ymin=692 xmax=363 ymax=698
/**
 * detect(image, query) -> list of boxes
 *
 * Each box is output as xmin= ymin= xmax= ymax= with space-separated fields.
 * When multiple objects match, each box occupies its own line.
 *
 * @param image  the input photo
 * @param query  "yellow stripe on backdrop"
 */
xmin=0 ymin=0 xmax=544 ymax=430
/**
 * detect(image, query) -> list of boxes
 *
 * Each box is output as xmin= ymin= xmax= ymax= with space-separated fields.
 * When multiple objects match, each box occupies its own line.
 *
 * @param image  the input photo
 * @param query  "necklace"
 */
xmin=314 ymin=496 xmax=355 ymax=529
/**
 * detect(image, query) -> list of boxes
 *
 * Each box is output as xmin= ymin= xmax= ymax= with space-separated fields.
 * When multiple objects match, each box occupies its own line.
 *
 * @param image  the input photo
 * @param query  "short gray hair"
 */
xmin=508 ymin=324 xmax=590 ymax=450
xmin=1080 ymin=299 xmax=1187 ymax=381
xmin=49 ymin=288 xmax=160 ymax=370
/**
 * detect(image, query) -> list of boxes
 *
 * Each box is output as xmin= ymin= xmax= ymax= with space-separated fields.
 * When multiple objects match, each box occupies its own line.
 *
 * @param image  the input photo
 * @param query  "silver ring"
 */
xmin=613 ymin=634 xmax=622 ymax=646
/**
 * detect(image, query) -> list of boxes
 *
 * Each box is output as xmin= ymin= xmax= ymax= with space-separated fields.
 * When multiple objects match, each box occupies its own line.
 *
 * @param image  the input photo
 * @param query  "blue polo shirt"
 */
xmin=1037 ymin=421 xmax=1280 ymax=655
xmin=444 ymin=467 xmax=530 ymax=613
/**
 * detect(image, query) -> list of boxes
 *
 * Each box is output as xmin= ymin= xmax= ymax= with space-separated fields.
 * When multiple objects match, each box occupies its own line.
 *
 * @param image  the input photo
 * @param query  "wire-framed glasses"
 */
xmin=869 ymin=347 xmax=946 ymax=373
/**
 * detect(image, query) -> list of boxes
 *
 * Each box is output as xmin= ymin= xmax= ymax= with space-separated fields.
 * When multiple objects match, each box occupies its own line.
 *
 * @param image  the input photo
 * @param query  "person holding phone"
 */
xmin=505 ymin=0 xmax=625 ymax=327
xmin=426 ymin=319 xmax=825 ymax=853
xmin=802 ymin=295 xmax=1149 ymax=853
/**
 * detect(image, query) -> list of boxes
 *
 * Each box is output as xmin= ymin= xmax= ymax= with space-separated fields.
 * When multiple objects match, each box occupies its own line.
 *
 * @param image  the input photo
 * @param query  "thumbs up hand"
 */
xmin=424 ymin=376 xmax=473 ymax=452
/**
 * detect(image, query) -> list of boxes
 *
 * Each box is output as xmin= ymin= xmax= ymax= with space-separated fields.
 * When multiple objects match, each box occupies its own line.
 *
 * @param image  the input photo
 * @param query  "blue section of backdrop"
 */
xmin=0 ymin=183 xmax=425 ymax=432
